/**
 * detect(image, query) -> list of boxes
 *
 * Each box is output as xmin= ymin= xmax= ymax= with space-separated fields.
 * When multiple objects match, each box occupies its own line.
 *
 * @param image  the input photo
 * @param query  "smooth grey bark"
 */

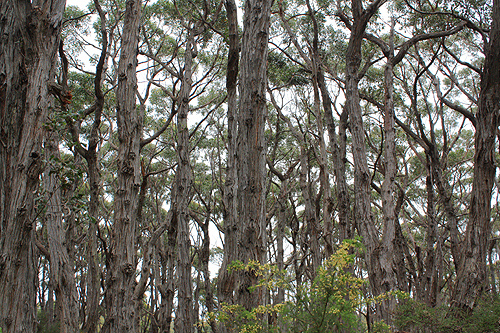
xmin=234 ymin=0 xmax=272 ymax=311
xmin=0 ymin=1 xmax=66 ymax=331
xmin=102 ymin=0 xmax=143 ymax=331
xmin=452 ymin=0 xmax=500 ymax=309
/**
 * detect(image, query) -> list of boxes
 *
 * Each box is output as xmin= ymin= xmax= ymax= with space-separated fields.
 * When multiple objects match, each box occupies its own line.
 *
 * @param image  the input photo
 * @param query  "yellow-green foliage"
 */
xmin=210 ymin=239 xmax=386 ymax=332
xmin=279 ymin=239 xmax=366 ymax=332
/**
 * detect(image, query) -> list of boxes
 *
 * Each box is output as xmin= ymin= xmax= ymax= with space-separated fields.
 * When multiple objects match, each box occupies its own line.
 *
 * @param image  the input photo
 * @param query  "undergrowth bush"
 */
xmin=394 ymin=296 xmax=500 ymax=333
xmin=210 ymin=239 xmax=397 ymax=332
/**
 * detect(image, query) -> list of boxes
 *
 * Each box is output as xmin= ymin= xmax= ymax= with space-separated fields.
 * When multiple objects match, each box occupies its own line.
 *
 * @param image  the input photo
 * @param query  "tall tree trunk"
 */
xmin=452 ymin=0 xmax=500 ymax=310
xmin=235 ymin=0 xmax=272 ymax=310
xmin=315 ymin=60 xmax=352 ymax=244
xmin=298 ymin=146 xmax=321 ymax=275
xmin=306 ymin=0 xmax=334 ymax=258
xmin=158 ymin=221 xmax=177 ymax=332
xmin=218 ymin=0 xmax=239 ymax=316
xmin=173 ymin=29 xmax=195 ymax=333
xmin=275 ymin=177 xmax=288 ymax=307
xmin=317 ymin=68 xmax=351 ymax=245
xmin=0 ymin=1 xmax=65 ymax=331
xmin=269 ymin=90 xmax=306 ymax=287
xmin=103 ymin=0 xmax=143 ymax=331
xmin=329 ymin=105 xmax=351 ymax=243
xmin=82 ymin=2 xmax=107 ymax=328
xmin=342 ymin=0 xmax=391 ymax=323
xmin=44 ymin=132 xmax=79 ymax=332
xmin=197 ymin=210 xmax=216 ymax=333
xmin=64 ymin=151 xmax=82 ymax=325
xmin=312 ymin=68 xmax=334 ymax=261
xmin=418 ymin=156 xmax=439 ymax=306
xmin=57 ymin=1 xmax=108 ymax=329
xmin=419 ymin=53 xmax=463 ymax=270
xmin=83 ymin=143 xmax=101 ymax=333
xmin=378 ymin=21 xmax=398 ymax=317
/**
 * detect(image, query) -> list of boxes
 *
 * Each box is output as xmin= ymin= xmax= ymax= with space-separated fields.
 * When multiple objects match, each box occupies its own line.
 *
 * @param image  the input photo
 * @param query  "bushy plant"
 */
xmin=394 ymin=295 xmax=500 ymax=333
xmin=36 ymin=308 xmax=60 ymax=333
xmin=211 ymin=239 xmax=370 ymax=332
xmin=279 ymin=239 xmax=366 ymax=332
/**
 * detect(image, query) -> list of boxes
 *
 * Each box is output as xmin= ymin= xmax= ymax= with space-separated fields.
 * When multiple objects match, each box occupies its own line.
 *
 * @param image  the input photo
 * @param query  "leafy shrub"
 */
xmin=279 ymin=239 xmax=366 ymax=332
xmin=36 ymin=308 xmax=60 ymax=333
xmin=211 ymin=239 xmax=370 ymax=332
xmin=394 ymin=296 xmax=500 ymax=333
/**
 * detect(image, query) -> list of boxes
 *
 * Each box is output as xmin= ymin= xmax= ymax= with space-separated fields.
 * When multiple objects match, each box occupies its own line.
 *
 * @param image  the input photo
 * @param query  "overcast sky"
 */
xmin=67 ymin=0 xmax=88 ymax=9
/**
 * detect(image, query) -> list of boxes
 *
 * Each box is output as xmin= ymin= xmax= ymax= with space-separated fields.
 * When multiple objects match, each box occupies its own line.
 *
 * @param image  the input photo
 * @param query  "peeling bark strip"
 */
xmin=0 ymin=0 xmax=66 ymax=332
xmin=102 ymin=0 xmax=143 ymax=332
xmin=235 ymin=0 xmax=272 ymax=311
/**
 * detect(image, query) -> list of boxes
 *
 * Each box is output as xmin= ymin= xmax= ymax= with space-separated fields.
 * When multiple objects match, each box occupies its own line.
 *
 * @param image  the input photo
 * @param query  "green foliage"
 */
xmin=394 ymin=296 xmax=500 ymax=333
xmin=208 ymin=303 xmax=282 ymax=333
xmin=370 ymin=320 xmax=391 ymax=333
xmin=210 ymin=239 xmax=378 ymax=332
xmin=268 ymin=51 xmax=309 ymax=87
xmin=36 ymin=308 xmax=60 ymax=333
xmin=280 ymin=239 xmax=366 ymax=333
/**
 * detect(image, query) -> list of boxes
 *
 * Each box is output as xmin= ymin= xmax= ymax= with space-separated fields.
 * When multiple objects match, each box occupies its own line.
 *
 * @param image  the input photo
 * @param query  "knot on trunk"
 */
xmin=122 ymin=262 xmax=134 ymax=275
xmin=121 ymin=161 xmax=134 ymax=175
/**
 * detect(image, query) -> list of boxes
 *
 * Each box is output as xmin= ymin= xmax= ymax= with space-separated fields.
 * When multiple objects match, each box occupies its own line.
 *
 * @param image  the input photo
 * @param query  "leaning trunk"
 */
xmin=343 ymin=0 xmax=391 ymax=323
